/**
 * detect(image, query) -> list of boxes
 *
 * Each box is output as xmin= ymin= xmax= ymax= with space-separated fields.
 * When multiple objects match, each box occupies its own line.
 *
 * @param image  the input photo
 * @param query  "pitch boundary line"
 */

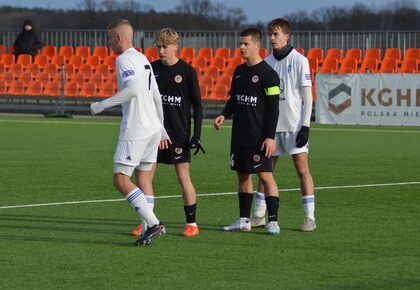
xmin=0 ymin=181 xmax=419 ymax=210
xmin=1 ymin=119 xmax=420 ymax=134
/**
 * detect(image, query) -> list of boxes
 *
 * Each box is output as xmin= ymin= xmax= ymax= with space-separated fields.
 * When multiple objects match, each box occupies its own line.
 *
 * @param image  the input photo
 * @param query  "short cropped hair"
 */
xmin=268 ymin=18 xmax=291 ymax=34
xmin=107 ymin=19 xmax=131 ymax=30
xmin=155 ymin=28 xmax=179 ymax=46
xmin=240 ymin=28 xmax=262 ymax=43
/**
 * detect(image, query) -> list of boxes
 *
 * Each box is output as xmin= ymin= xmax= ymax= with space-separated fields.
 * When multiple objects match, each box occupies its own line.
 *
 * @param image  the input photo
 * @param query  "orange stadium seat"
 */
xmin=16 ymin=54 xmax=32 ymax=68
xmin=203 ymin=66 xmax=219 ymax=80
xmin=199 ymin=84 xmax=208 ymax=99
xmin=93 ymin=46 xmax=108 ymax=61
xmin=198 ymin=47 xmax=213 ymax=64
xmin=0 ymin=44 xmax=7 ymax=55
xmin=320 ymin=58 xmax=338 ymax=73
xmin=34 ymin=72 xmax=50 ymax=87
xmin=227 ymin=57 xmax=243 ymax=68
xmin=326 ymin=48 xmax=343 ymax=64
xmin=307 ymin=48 xmax=323 ymax=65
xmin=43 ymin=63 xmax=58 ymax=76
xmin=43 ymin=81 xmax=60 ymax=96
xmin=69 ymin=55 xmax=84 ymax=70
xmin=86 ymin=55 xmax=100 ymax=67
xmin=338 ymin=67 xmax=355 ymax=74
xmin=0 ymin=79 xmax=7 ymax=95
xmin=193 ymin=66 xmax=203 ymax=77
xmin=26 ymin=63 xmax=40 ymax=76
xmin=1 ymin=71 xmax=14 ymax=85
xmin=399 ymin=67 xmax=415 ymax=73
xmin=259 ymin=48 xmax=268 ymax=59
xmin=75 ymin=46 xmax=91 ymax=60
xmin=58 ymin=46 xmax=74 ymax=62
xmin=79 ymin=64 xmax=94 ymax=79
xmin=201 ymin=75 xmax=214 ymax=90
xmin=345 ymin=48 xmax=362 ymax=65
xmin=1 ymin=53 xmax=15 ymax=69
xmin=364 ymin=48 xmax=381 ymax=64
xmin=17 ymin=71 xmax=32 ymax=86
xmin=41 ymin=45 xmax=57 ymax=60
xmin=404 ymin=48 xmax=419 ymax=61
xmin=192 ymin=56 xmax=206 ymax=71
xmin=7 ymin=80 xmax=25 ymax=95
xmin=222 ymin=66 xmax=235 ymax=78
xmin=400 ymin=58 xmax=418 ymax=73
xmin=216 ymin=75 xmax=231 ymax=88
xmin=103 ymin=55 xmax=116 ymax=71
xmin=69 ymin=74 xmax=85 ymax=86
xmin=383 ymin=48 xmax=401 ymax=63
xmin=295 ymin=47 xmax=305 ymax=55
xmin=34 ymin=54 xmax=48 ymax=69
xmin=97 ymin=82 xmax=116 ymax=98
xmin=215 ymin=48 xmax=231 ymax=62
xmin=339 ymin=58 xmax=357 ymax=74
xmin=359 ymin=58 xmax=378 ymax=73
xmin=144 ymin=47 xmax=158 ymax=62
xmin=63 ymin=64 xmax=75 ymax=80
xmin=318 ymin=67 xmax=334 ymax=74
xmin=209 ymin=56 xmax=225 ymax=70
xmin=51 ymin=55 xmax=66 ymax=66
xmin=64 ymin=82 xmax=79 ymax=97
xmin=9 ymin=63 xmax=24 ymax=76
xmin=25 ymin=81 xmax=42 ymax=96
xmin=209 ymin=84 xmax=228 ymax=100
xmin=308 ymin=57 xmax=319 ymax=73
xmin=0 ymin=63 xmax=5 ymax=75
xmin=379 ymin=58 xmax=398 ymax=73
xmin=91 ymin=73 xmax=104 ymax=87
xmin=96 ymin=64 xmax=111 ymax=78
xmin=79 ymin=82 xmax=96 ymax=98
xmin=180 ymin=47 xmax=195 ymax=64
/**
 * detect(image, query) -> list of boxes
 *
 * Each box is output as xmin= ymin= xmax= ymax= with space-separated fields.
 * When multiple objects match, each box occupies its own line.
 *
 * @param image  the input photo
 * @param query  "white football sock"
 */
xmin=126 ymin=188 xmax=159 ymax=227
xmin=253 ymin=191 xmax=267 ymax=217
xmin=141 ymin=195 xmax=155 ymax=234
xmin=302 ymin=195 xmax=315 ymax=220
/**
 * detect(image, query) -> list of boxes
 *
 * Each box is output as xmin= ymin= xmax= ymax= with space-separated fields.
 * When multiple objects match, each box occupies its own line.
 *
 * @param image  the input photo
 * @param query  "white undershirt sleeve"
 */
xmin=302 ymin=86 xmax=313 ymax=127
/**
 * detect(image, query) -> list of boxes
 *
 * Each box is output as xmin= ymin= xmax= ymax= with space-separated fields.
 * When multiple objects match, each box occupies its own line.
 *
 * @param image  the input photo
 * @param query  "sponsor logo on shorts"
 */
xmin=252 ymin=75 xmax=259 ymax=83
xmin=175 ymin=147 xmax=183 ymax=154
xmin=253 ymin=154 xmax=261 ymax=162
xmin=174 ymin=75 xmax=183 ymax=83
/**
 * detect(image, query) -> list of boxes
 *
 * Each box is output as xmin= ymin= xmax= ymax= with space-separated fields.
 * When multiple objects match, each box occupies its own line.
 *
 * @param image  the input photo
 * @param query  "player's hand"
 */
xmin=190 ymin=135 xmax=206 ymax=155
xmin=296 ymin=126 xmax=310 ymax=148
xmin=90 ymin=102 xmax=103 ymax=115
xmin=214 ymin=115 xmax=225 ymax=130
xmin=261 ymin=138 xmax=275 ymax=158
xmin=159 ymin=138 xmax=171 ymax=150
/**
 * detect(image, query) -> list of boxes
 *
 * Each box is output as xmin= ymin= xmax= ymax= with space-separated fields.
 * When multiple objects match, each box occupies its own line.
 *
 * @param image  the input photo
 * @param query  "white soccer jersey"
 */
xmin=265 ymin=49 xmax=312 ymax=132
xmin=116 ymin=48 xmax=162 ymax=141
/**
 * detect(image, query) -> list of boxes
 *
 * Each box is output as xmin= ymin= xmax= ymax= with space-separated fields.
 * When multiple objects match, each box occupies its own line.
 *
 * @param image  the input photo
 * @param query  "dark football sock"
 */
xmin=238 ymin=192 xmax=253 ymax=218
xmin=184 ymin=203 xmax=197 ymax=224
xmin=265 ymin=196 xmax=279 ymax=222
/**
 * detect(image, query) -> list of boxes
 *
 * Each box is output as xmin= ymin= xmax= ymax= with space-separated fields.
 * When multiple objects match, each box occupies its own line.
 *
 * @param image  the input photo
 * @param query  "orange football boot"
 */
xmin=130 ymin=224 xmax=143 ymax=236
xmin=183 ymin=224 xmax=199 ymax=237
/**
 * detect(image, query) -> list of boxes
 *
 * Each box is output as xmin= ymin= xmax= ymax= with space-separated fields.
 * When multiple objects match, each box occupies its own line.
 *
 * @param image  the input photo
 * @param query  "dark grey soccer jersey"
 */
xmin=222 ymin=61 xmax=280 ymax=147
xmin=152 ymin=59 xmax=203 ymax=145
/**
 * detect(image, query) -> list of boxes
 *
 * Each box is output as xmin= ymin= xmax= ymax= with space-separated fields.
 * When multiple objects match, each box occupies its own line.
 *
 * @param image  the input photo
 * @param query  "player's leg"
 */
xmin=130 ymin=163 xmax=158 ymax=236
xmin=252 ymin=156 xmax=279 ymax=227
xmin=292 ymin=152 xmax=316 ymax=232
xmin=174 ymin=162 xmax=199 ymax=237
xmin=257 ymin=171 xmax=280 ymax=235
xmin=224 ymin=172 xmax=253 ymax=231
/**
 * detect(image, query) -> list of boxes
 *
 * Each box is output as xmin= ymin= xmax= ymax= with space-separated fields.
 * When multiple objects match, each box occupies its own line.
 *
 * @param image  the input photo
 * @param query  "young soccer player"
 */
xmin=90 ymin=19 xmax=167 ymax=246
xmin=251 ymin=18 xmax=316 ymax=232
xmin=130 ymin=28 xmax=204 ymax=237
xmin=214 ymin=28 xmax=281 ymax=235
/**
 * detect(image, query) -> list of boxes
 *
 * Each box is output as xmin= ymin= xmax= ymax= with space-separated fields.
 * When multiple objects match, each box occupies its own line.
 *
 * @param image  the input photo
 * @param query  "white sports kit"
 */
xmin=265 ymin=49 xmax=312 ymax=156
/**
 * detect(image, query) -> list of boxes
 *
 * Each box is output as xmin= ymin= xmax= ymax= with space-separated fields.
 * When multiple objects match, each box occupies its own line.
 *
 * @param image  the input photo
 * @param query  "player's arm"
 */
xmin=214 ymin=73 xmax=236 ymax=130
xmin=90 ymin=79 xmax=139 ymax=114
xmin=296 ymin=58 xmax=313 ymax=148
xmin=261 ymin=72 xmax=280 ymax=157
xmin=189 ymin=68 xmax=205 ymax=154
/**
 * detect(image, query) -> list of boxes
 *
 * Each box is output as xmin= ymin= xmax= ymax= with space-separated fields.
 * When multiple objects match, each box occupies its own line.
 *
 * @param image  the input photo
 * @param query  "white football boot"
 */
xmin=223 ymin=217 xmax=251 ymax=232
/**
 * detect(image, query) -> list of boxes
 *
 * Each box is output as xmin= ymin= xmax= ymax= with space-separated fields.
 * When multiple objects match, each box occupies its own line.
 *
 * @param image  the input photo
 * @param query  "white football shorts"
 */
xmin=273 ymin=131 xmax=309 ymax=157
xmin=113 ymin=130 xmax=161 ymax=176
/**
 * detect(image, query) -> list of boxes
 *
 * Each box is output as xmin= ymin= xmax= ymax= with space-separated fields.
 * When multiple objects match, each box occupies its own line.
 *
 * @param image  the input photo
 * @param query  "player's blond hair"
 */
xmin=155 ymin=28 xmax=179 ymax=46
xmin=268 ymin=18 xmax=291 ymax=34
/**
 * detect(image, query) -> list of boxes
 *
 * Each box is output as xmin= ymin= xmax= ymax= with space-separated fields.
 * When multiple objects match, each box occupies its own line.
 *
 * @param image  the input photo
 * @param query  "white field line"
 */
xmin=1 ymin=118 xmax=419 ymax=133
xmin=0 ymin=181 xmax=419 ymax=210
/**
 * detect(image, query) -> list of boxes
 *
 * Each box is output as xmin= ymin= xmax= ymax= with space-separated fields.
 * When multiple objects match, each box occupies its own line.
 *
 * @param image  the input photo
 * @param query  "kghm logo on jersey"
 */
xmin=162 ymin=95 xmax=182 ymax=106
xmin=174 ymin=75 xmax=183 ymax=83
xmin=236 ymin=94 xmax=257 ymax=106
